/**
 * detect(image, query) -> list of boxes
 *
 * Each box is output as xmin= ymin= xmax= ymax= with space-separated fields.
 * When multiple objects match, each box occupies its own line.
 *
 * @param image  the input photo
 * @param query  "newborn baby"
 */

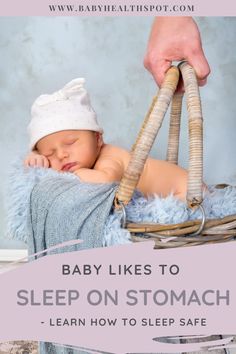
xmin=25 ymin=78 xmax=188 ymax=200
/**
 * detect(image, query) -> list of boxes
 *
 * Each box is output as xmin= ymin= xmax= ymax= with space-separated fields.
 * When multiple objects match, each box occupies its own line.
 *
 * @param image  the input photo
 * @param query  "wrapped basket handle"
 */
xmin=166 ymin=91 xmax=183 ymax=165
xmin=115 ymin=62 xmax=203 ymax=209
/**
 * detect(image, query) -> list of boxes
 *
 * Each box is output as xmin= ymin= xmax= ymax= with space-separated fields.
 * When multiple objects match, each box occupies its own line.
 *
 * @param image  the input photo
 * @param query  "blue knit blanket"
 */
xmin=28 ymin=175 xmax=117 ymax=257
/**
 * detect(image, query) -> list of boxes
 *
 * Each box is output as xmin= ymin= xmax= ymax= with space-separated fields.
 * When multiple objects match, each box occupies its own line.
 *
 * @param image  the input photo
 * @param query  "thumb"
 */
xmin=187 ymin=49 xmax=211 ymax=85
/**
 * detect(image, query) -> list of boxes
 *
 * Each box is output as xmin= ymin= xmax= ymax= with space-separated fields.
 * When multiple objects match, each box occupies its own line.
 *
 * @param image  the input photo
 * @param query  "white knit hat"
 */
xmin=28 ymin=78 xmax=103 ymax=150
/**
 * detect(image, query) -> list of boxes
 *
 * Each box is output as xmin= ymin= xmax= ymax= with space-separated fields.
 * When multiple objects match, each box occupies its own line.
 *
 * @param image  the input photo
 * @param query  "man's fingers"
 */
xmin=157 ymin=60 xmax=172 ymax=87
xmin=145 ymin=51 xmax=210 ymax=90
xmin=145 ymin=57 xmax=172 ymax=87
xmin=187 ymin=50 xmax=211 ymax=85
xmin=198 ymin=77 xmax=207 ymax=87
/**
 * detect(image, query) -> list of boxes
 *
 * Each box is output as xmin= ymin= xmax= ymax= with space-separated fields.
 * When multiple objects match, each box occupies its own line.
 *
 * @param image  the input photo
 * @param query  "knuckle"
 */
xmin=143 ymin=55 xmax=150 ymax=69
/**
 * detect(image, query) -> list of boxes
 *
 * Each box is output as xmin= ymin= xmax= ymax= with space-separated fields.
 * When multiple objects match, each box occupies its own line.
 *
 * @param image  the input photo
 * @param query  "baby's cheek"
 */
xmin=49 ymin=158 xmax=61 ymax=171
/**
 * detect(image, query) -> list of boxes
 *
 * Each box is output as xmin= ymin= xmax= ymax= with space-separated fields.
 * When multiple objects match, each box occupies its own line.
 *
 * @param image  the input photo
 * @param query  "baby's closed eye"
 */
xmin=64 ymin=139 xmax=77 ymax=145
xmin=64 ymin=138 xmax=78 ymax=145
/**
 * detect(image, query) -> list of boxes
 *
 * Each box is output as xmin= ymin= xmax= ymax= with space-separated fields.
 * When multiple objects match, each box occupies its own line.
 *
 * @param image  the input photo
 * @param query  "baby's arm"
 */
xmin=74 ymin=158 xmax=124 ymax=184
xmin=24 ymin=151 xmax=49 ymax=168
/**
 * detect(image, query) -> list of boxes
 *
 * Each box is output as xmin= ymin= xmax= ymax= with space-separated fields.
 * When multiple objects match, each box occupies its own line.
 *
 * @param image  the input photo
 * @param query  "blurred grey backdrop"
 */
xmin=0 ymin=17 xmax=236 ymax=249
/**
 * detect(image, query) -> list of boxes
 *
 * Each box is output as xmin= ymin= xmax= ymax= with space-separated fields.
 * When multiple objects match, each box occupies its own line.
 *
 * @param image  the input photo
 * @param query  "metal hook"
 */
xmin=190 ymin=204 xmax=206 ymax=236
xmin=118 ymin=201 xmax=127 ymax=228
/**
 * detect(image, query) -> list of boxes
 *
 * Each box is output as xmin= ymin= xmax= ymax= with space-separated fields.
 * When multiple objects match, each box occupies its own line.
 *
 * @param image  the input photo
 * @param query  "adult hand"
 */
xmin=144 ymin=17 xmax=211 ymax=91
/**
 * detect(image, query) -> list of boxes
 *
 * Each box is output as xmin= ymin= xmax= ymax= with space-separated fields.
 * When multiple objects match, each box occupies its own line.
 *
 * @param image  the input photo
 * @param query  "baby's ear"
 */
xmin=95 ymin=132 xmax=104 ymax=148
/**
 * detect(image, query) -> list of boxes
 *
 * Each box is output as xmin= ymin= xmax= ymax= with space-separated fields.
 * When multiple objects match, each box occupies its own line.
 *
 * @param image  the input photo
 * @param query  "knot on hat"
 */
xmin=35 ymin=78 xmax=86 ymax=106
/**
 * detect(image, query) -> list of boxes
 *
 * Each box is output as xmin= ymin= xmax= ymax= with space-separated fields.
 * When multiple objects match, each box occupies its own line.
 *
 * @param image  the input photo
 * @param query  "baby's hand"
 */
xmin=24 ymin=151 xmax=49 ymax=168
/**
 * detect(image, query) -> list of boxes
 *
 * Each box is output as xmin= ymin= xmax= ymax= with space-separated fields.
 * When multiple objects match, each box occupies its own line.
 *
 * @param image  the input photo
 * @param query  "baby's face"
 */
xmin=36 ymin=130 xmax=103 ymax=172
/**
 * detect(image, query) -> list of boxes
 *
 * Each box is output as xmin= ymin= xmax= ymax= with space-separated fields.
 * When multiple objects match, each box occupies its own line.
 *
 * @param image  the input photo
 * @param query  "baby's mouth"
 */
xmin=62 ymin=162 xmax=78 ymax=172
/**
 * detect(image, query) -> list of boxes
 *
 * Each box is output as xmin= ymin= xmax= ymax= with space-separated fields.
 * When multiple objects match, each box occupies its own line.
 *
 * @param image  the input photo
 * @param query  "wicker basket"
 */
xmin=114 ymin=62 xmax=236 ymax=248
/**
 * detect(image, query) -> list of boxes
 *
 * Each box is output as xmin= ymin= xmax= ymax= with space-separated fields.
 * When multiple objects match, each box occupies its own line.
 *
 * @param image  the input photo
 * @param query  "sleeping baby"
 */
xmin=24 ymin=78 xmax=188 ymax=201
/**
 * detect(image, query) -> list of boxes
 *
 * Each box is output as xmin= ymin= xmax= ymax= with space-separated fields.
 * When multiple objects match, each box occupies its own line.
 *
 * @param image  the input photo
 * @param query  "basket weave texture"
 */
xmin=115 ymin=62 xmax=236 ymax=248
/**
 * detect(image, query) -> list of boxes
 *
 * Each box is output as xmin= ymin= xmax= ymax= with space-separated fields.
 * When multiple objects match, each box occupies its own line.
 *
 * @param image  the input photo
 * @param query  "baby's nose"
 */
xmin=57 ymin=149 xmax=69 ymax=160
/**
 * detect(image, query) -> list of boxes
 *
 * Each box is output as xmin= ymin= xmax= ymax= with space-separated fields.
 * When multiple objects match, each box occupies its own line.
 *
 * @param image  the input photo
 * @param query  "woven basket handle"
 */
xmin=166 ymin=91 xmax=183 ymax=164
xmin=178 ymin=62 xmax=203 ymax=207
xmin=115 ymin=62 xmax=203 ymax=209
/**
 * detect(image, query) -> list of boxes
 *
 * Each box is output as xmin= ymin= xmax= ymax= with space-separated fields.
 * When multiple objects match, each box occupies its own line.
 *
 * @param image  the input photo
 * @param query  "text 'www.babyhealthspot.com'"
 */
xmin=48 ymin=4 xmax=195 ymax=15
